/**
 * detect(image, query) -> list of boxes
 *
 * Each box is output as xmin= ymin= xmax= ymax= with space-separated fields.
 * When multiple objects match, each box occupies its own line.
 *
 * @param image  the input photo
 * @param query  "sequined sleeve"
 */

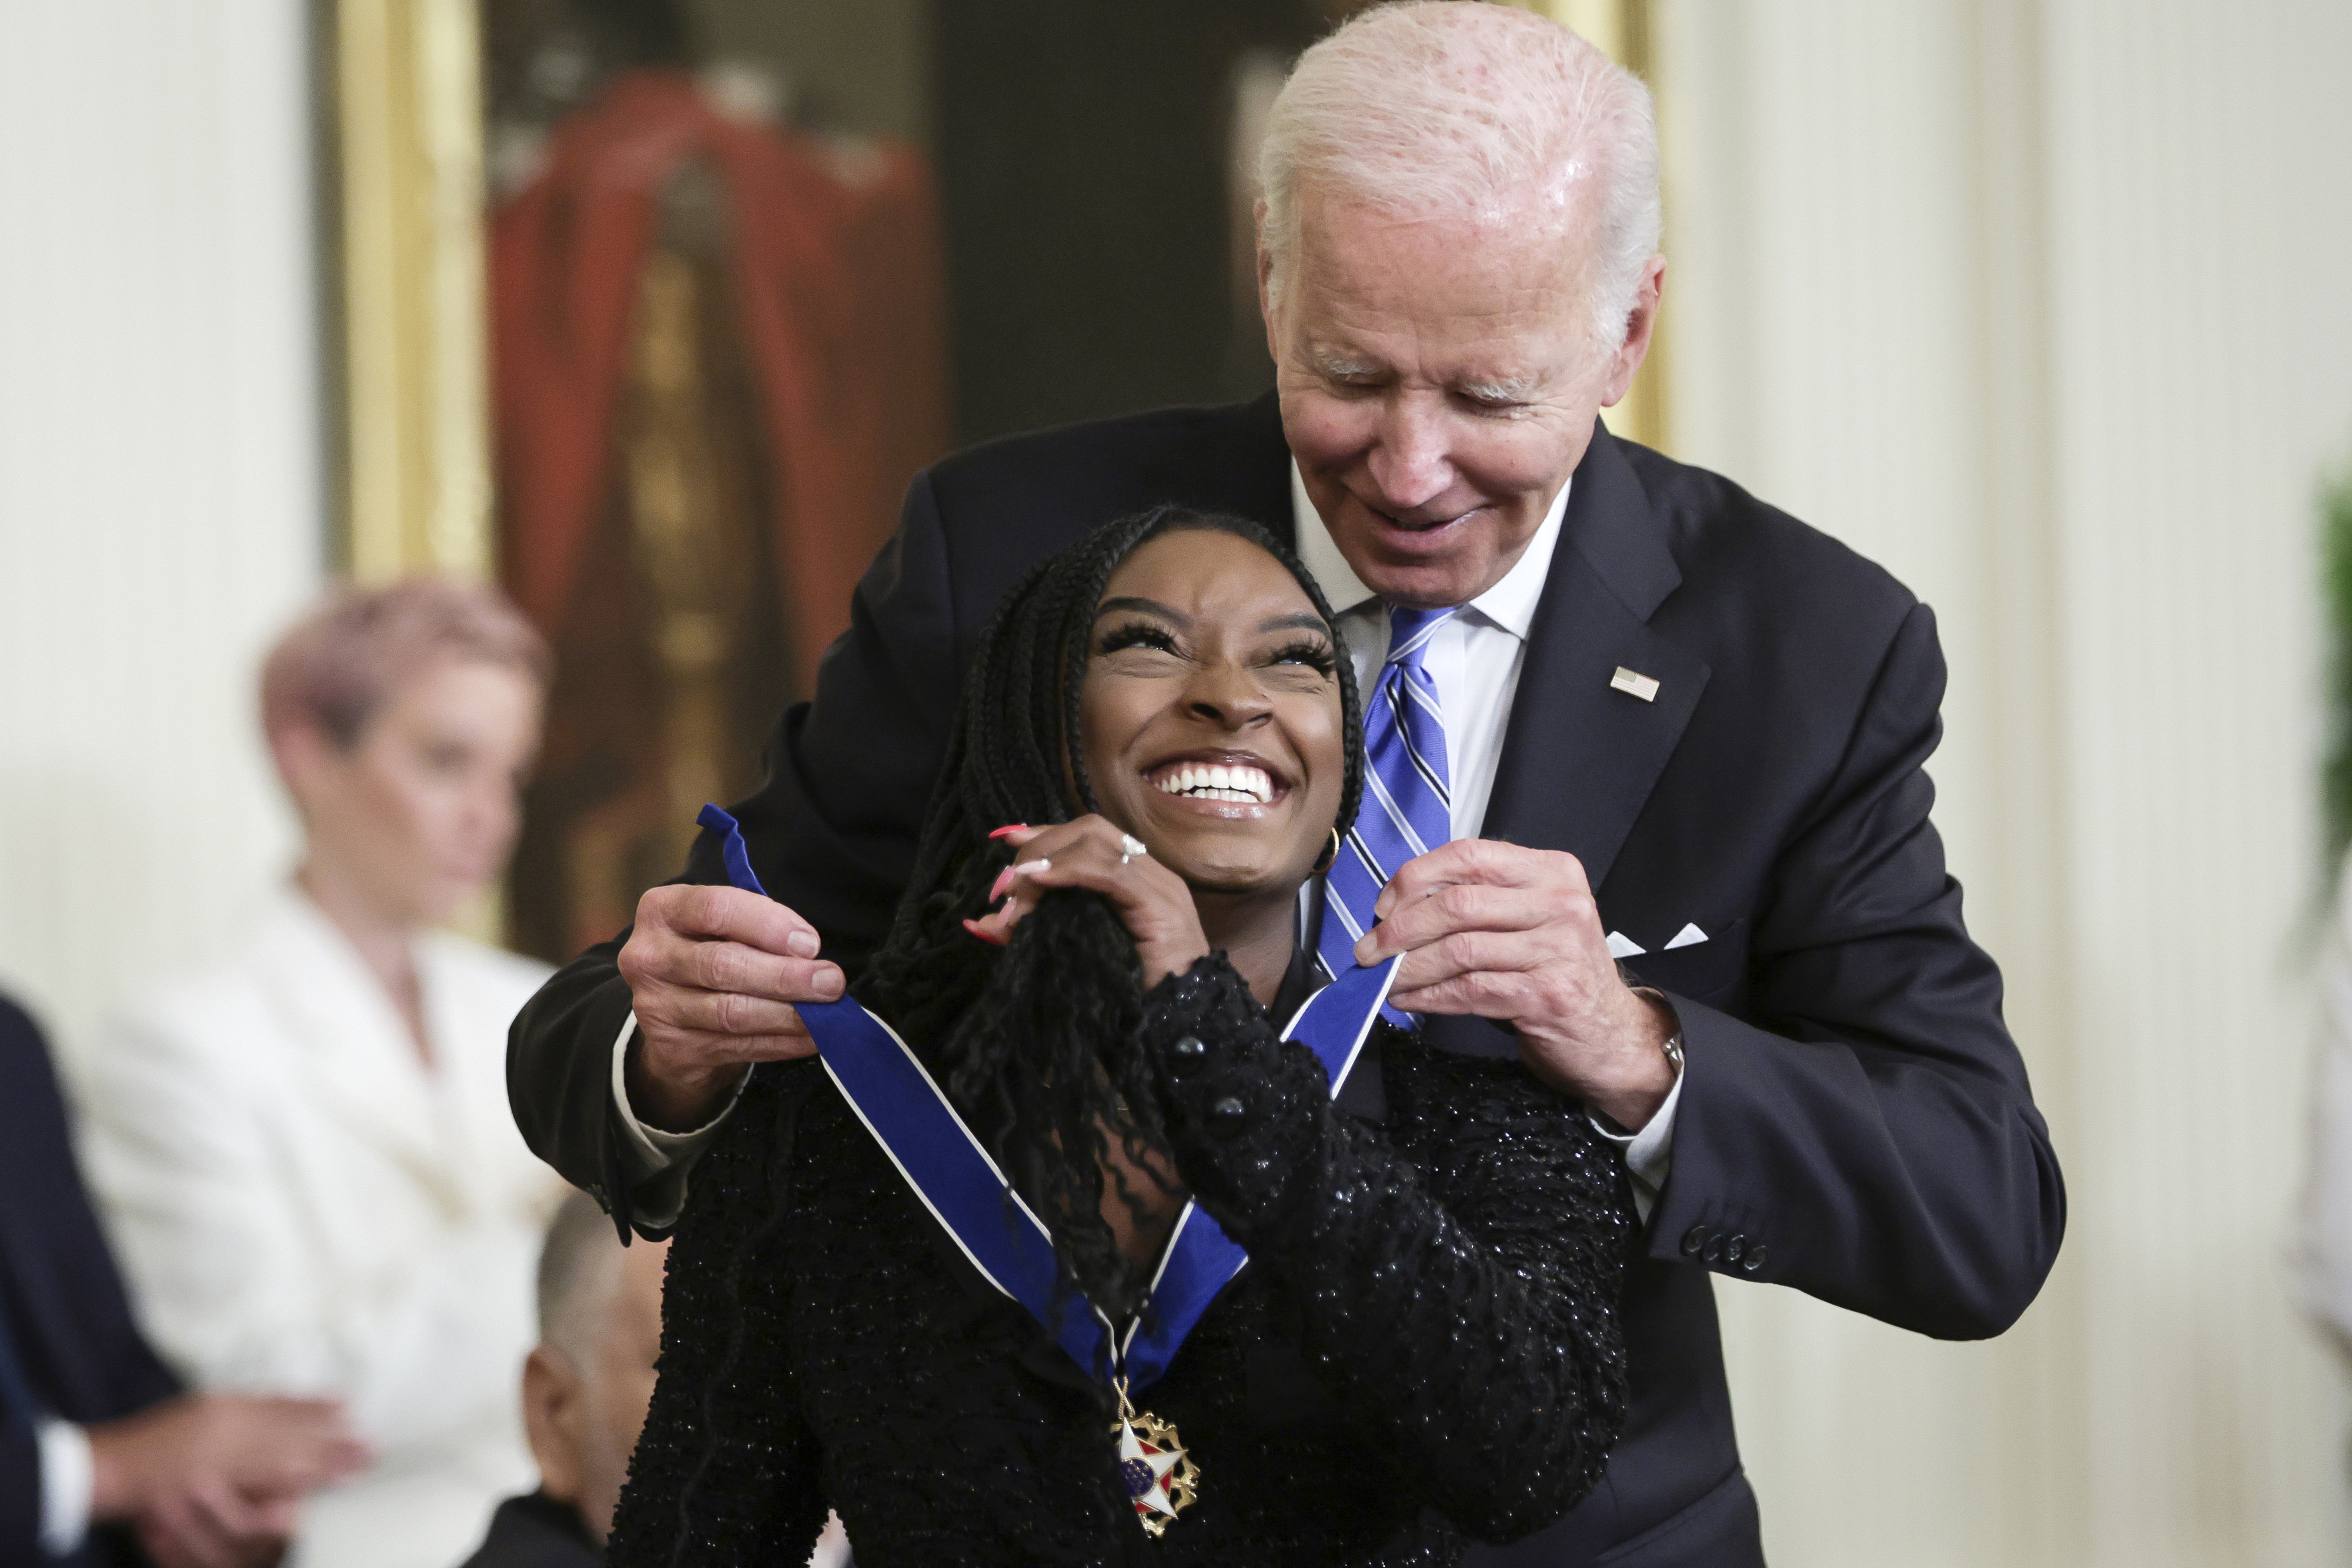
xmin=604 ymin=1064 xmax=833 ymax=1567
xmin=1142 ymin=952 xmax=1635 ymax=1541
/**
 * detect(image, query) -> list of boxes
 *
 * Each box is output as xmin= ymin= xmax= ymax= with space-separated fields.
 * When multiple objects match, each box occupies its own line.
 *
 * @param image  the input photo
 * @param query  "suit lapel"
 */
xmin=1419 ymin=427 xmax=1710 ymax=1064
xmin=1483 ymin=424 xmax=1709 ymax=895
xmin=255 ymin=896 xmax=470 ymax=1218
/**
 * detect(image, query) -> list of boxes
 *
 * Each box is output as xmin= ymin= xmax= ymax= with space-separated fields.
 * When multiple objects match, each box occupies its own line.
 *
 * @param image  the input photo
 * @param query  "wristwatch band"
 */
xmin=1628 ymin=984 xmax=1686 ymax=1075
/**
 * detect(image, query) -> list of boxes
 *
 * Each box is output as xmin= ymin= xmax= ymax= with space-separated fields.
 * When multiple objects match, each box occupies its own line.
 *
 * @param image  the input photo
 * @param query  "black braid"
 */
xmin=852 ymin=504 xmax=1365 ymax=1320
xmin=662 ymin=509 xmax=1359 ymax=1545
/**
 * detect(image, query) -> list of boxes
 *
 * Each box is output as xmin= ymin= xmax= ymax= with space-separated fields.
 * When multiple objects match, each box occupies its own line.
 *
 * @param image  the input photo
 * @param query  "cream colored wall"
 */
xmin=0 ymin=1 xmax=323 ymax=1064
xmin=1661 ymin=0 xmax=2352 ymax=1560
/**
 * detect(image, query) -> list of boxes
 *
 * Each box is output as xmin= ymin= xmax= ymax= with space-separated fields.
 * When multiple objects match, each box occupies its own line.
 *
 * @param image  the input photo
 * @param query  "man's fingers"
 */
xmin=139 ymin=1503 xmax=222 ymax=1568
xmin=1391 ymin=977 xmax=1518 ymax=1017
xmin=193 ymin=1479 xmax=268 ymax=1542
xmin=235 ymin=1399 xmax=368 ymax=1487
xmin=1357 ymin=884 xmax=1573 ymax=962
xmin=238 ymin=1490 xmax=303 ymax=1543
xmin=1388 ymin=928 xmax=1554 ymax=991
xmin=161 ymin=1486 xmax=248 ymax=1568
xmin=263 ymin=1430 xmax=369 ymax=1490
xmin=678 ymin=942 xmax=843 ymax=1005
xmin=644 ymin=985 xmax=819 ymax=1039
xmin=647 ymin=882 xmax=823 ymax=958
xmin=1391 ymin=964 xmax=1545 ymax=1018
xmin=239 ymin=1395 xmax=352 ymax=1437
xmin=1372 ymin=838 xmax=1587 ymax=920
xmin=646 ymin=1020 xmax=822 ymax=1064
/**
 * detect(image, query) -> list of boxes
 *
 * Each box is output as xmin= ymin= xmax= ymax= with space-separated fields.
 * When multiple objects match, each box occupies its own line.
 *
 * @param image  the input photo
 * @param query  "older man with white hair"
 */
xmin=509 ymin=5 xmax=2064 ymax=1563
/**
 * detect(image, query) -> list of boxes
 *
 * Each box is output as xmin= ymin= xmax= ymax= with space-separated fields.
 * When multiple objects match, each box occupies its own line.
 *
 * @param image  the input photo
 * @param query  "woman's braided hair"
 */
xmin=853 ymin=503 xmax=1365 ymax=1319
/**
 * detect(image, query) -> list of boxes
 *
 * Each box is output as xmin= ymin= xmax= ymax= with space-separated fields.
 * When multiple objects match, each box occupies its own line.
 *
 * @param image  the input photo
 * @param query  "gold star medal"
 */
xmin=1112 ymin=1377 xmax=1199 ymax=1536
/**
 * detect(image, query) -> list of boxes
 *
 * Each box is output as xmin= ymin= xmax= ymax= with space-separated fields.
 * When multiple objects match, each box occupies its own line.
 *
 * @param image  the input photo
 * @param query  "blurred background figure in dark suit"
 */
xmin=1 ymin=992 xmax=365 ymax=1568
xmin=75 ymin=578 xmax=564 ymax=1568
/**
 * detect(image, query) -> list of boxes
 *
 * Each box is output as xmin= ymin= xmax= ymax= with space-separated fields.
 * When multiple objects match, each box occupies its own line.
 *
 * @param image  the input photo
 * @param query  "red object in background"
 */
xmin=490 ymin=68 xmax=950 ymax=677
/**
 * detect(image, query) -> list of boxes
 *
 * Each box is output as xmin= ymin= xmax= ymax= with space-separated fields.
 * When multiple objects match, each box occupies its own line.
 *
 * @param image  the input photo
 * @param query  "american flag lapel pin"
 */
xmin=1610 ymin=666 xmax=1661 ymax=703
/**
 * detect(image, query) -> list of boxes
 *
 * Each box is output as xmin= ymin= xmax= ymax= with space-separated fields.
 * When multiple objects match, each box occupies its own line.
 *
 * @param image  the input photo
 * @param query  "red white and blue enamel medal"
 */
xmin=1113 ymin=1376 xmax=1198 ymax=1535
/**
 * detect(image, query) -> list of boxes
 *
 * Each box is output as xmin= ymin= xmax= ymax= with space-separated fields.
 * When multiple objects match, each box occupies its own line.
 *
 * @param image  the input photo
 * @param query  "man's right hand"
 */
xmin=616 ymin=883 xmax=845 ymax=1131
xmin=87 ymin=1392 xmax=366 ymax=1568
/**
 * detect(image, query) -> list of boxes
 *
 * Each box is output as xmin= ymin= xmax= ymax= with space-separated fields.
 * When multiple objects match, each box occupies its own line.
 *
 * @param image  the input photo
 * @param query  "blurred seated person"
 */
xmin=463 ymin=1194 xmax=850 ymax=1568
xmin=463 ymin=1192 xmax=666 ymax=1567
xmin=2 ymin=989 xmax=365 ymax=1567
xmin=77 ymin=577 xmax=564 ymax=1568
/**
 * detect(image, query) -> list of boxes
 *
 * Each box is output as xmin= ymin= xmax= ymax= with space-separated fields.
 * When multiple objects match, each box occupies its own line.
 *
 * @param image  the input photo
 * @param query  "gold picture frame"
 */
xmin=322 ymin=2 xmax=1671 ymax=593
xmin=323 ymin=0 xmax=495 ymax=584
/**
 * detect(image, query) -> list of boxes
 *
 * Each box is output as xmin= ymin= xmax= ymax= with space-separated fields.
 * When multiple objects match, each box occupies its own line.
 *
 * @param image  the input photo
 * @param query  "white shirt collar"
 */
xmin=1288 ymin=460 xmax=1571 ymax=641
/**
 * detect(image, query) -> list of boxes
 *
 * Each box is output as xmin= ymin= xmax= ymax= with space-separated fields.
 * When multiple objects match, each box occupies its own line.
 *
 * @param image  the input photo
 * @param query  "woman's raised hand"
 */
xmin=965 ymin=818 xmax=1211 ymax=989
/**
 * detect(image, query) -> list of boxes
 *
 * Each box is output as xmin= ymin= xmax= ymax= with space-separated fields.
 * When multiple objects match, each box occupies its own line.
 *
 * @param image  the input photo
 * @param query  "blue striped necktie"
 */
xmin=1317 ymin=603 xmax=1456 ymax=992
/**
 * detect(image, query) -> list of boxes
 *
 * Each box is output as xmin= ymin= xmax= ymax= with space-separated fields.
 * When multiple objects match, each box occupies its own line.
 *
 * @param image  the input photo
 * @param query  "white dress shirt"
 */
xmin=34 ymin=1417 xmax=93 ymax=1556
xmin=1287 ymin=464 xmax=1681 ymax=1217
xmin=611 ymin=470 xmax=1684 ymax=1222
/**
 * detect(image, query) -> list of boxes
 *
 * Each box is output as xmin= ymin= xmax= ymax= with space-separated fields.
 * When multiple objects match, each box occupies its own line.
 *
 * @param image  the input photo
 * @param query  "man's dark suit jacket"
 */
xmin=1 ymin=995 xmax=183 ymax=1567
xmin=509 ymin=394 xmax=2066 ymax=1566
xmin=456 ymin=1492 xmax=600 ymax=1568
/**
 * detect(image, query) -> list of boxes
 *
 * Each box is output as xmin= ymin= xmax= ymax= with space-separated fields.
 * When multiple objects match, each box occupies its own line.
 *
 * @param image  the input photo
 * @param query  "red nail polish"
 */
xmin=988 ymin=867 xmax=1015 ymax=901
xmin=961 ymin=918 xmax=1005 ymax=947
xmin=988 ymin=824 xmax=1031 ymax=841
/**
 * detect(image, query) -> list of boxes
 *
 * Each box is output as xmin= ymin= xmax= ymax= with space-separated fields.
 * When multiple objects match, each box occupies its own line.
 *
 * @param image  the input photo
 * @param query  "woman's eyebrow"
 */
xmin=1258 ymin=612 xmax=1330 ymax=634
xmin=1095 ymin=596 xmax=1188 ymax=625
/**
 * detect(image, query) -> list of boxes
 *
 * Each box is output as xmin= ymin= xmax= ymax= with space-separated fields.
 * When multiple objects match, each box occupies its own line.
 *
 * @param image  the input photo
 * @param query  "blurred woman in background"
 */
xmin=78 ymin=577 xmax=564 ymax=1568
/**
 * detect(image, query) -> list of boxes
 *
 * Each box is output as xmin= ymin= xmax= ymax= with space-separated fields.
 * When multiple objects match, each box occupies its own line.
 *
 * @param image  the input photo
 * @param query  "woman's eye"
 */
xmin=1267 ymin=640 xmax=1337 ymax=677
xmin=1097 ymin=621 xmax=1181 ymax=658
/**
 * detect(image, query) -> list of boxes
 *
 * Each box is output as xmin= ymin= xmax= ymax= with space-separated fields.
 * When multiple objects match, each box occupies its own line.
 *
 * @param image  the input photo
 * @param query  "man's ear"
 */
xmin=522 ymin=1344 xmax=586 ymax=1505
xmin=1600 ymin=255 xmax=1667 ymax=409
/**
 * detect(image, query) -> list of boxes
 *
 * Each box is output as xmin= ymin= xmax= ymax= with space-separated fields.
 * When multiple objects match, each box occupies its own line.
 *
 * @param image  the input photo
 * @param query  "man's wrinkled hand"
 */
xmin=1352 ymin=838 xmax=1676 ymax=1129
xmin=90 ymin=1393 xmax=366 ymax=1568
xmin=617 ymin=883 xmax=845 ymax=1131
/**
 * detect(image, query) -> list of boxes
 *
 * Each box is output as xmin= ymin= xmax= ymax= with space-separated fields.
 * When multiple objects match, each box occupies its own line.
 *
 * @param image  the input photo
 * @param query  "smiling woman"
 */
xmin=1084 ymin=529 xmax=1348 ymax=903
xmin=606 ymin=508 xmax=1640 ymax=1566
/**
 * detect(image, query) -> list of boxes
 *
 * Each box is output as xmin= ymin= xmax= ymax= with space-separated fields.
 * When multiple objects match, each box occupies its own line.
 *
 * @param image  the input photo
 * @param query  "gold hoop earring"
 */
xmin=1313 ymin=827 xmax=1342 ymax=874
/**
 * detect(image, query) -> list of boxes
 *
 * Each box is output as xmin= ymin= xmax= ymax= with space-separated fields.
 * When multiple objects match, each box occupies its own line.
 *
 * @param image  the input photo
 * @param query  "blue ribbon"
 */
xmin=695 ymin=803 xmax=1397 ymax=1390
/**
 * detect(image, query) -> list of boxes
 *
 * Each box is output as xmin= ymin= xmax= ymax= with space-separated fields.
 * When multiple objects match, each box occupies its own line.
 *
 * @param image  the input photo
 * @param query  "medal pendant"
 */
xmin=1112 ymin=1378 xmax=1199 ymax=1536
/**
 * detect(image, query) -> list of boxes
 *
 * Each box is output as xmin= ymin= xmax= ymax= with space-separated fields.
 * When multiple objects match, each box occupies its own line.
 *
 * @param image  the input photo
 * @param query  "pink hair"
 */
xmin=260 ymin=575 xmax=551 ymax=747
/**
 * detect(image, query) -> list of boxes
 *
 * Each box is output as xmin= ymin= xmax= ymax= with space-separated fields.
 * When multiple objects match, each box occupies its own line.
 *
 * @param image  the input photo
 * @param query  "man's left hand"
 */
xmin=1354 ymin=838 xmax=1678 ymax=1129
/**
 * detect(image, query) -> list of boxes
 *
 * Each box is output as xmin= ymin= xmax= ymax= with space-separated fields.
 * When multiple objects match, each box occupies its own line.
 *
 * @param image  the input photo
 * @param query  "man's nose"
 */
xmin=1365 ymin=397 xmax=1455 ymax=513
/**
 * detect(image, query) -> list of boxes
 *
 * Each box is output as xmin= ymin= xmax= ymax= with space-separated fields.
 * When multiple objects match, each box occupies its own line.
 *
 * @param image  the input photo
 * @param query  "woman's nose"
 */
xmin=466 ymin=777 xmax=519 ymax=845
xmin=1183 ymin=662 xmax=1273 ymax=728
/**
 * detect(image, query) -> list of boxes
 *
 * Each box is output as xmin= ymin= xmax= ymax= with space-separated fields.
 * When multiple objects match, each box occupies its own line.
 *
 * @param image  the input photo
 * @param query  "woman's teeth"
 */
xmin=1152 ymin=763 xmax=1274 ymax=804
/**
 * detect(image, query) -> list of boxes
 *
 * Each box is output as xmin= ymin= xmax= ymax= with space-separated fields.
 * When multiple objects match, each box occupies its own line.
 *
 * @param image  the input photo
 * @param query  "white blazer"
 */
xmin=78 ymin=888 xmax=562 ymax=1568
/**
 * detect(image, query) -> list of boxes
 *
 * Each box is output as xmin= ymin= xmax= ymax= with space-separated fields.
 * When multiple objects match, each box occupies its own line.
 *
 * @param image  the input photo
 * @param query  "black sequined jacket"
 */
xmin=607 ymin=953 xmax=1636 ymax=1567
